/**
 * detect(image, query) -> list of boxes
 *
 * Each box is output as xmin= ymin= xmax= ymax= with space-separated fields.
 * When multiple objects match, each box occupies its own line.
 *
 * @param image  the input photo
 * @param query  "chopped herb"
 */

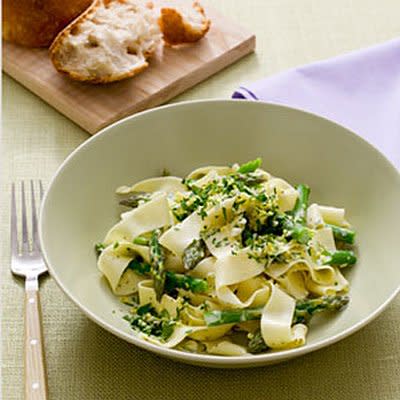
xmin=124 ymin=303 xmax=176 ymax=342
xmin=222 ymin=207 xmax=228 ymax=222
xmin=95 ymin=242 xmax=105 ymax=255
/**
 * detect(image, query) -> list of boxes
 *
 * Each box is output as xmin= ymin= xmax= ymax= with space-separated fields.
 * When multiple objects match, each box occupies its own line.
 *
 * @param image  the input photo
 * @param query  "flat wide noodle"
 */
xmin=313 ymin=227 xmax=336 ymax=253
xmin=307 ymin=203 xmax=324 ymax=228
xmin=104 ymin=193 xmax=171 ymax=244
xmin=159 ymin=212 xmax=203 ymax=257
xmin=267 ymin=254 xmax=336 ymax=286
xmin=204 ymin=340 xmax=248 ymax=356
xmin=278 ymin=269 xmax=308 ymax=300
xmin=318 ymin=205 xmax=349 ymax=227
xmin=204 ymin=214 xmax=246 ymax=258
xmin=189 ymin=257 xmax=216 ymax=278
xmin=261 ymin=284 xmax=307 ymax=349
xmin=307 ymin=266 xmax=349 ymax=296
xmin=264 ymin=178 xmax=298 ymax=212
xmin=215 ymin=250 xmax=265 ymax=288
xmin=214 ymin=250 xmax=268 ymax=307
xmin=116 ymin=176 xmax=187 ymax=194
xmin=187 ymin=166 xmax=234 ymax=181
xmin=98 ymin=242 xmax=149 ymax=294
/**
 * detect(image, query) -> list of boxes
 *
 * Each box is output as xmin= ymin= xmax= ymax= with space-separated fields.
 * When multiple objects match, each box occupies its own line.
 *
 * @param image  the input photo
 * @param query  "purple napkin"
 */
xmin=233 ymin=38 xmax=400 ymax=170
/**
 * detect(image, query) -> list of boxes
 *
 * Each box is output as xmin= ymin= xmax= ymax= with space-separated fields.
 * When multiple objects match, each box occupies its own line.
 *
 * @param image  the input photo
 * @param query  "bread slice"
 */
xmin=50 ymin=0 xmax=162 ymax=83
xmin=158 ymin=1 xmax=210 ymax=46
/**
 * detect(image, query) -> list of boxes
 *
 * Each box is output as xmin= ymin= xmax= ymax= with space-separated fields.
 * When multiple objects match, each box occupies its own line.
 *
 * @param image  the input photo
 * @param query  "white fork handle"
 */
xmin=25 ymin=289 xmax=48 ymax=400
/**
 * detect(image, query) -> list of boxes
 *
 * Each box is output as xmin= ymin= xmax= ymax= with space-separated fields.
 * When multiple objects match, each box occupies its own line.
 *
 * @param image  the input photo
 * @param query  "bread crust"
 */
xmin=49 ymin=0 xmax=157 ymax=84
xmin=2 ymin=0 xmax=93 ymax=47
xmin=158 ymin=1 xmax=210 ymax=46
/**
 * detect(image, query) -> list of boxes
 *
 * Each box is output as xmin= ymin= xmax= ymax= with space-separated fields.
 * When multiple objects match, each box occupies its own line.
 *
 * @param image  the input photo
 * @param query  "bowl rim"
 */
xmin=39 ymin=98 xmax=400 ymax=367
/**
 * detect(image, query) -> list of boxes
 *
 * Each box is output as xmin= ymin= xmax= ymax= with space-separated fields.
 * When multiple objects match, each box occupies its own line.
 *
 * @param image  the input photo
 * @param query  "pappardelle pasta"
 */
xmin=95 ymin=159 xmax=357 ymax=356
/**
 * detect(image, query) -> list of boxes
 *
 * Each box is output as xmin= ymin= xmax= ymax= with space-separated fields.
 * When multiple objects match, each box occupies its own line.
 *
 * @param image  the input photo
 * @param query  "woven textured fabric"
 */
xmin=2 ymin=1 xmax=400 ymax=398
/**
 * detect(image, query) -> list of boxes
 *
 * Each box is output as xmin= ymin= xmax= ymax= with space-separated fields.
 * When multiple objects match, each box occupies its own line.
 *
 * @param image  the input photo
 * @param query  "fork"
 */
xmin=11 ymin=181 xmax=48 ymax=400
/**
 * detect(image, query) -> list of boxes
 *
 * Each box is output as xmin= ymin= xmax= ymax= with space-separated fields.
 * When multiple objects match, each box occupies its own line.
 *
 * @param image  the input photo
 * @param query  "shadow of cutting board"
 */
xmin=2 ymin=5 xmax=255 ymax=134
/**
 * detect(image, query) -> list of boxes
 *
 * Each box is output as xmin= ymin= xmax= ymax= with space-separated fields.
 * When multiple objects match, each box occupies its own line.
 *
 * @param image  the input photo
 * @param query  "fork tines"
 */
xmin=11 ymin=180 xmax=44 ymax=256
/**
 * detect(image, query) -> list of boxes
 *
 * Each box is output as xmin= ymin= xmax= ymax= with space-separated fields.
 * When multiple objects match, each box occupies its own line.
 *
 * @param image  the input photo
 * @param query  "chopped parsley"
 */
xmin=124 ymin=304 xmax=176 ymax=342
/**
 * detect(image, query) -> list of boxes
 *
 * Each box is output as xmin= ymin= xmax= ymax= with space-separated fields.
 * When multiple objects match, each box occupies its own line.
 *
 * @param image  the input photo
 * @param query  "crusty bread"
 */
xmin=2 ymin=0 xmax=93 ymax=47
xmin=50 ymin=0 xmax=162 ymax=83
xmin=158 ymin=1 xmax=210 ymax=46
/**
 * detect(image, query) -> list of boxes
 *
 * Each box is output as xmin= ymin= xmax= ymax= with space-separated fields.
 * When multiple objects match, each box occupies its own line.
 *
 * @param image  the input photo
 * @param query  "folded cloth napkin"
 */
xmin=233 ymin=38 xmax=400 ymax=170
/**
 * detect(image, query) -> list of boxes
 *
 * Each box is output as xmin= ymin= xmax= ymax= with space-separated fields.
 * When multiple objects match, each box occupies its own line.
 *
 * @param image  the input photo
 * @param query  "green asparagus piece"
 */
xmin=236 ymin=173 xmax=269 ymax=186
xmin=204 ymin=295 xmax=350 ymax=327
xmin=149 ymin=229 xmax=167 ymax=301
xmin=119 ymin=191 xmax=151 ymax=208
xmin=237 ymin=158 xmax=262 ymax=174
xmin=183 ymin=239 xmax=207 ymax=270
xmin=127 ymin=258 xmax=151 ymax=275
xmin=293 ymin=295 xmax=350 ymax=324
xmin=165 ymin=272 xmax=208 ymax=294
xmin=247 ymin=330 xmax=268 ymax=354
xmin=290 ymin=222 xmax=313 ymax=244
xmin=204 ymin=307 xmax=263 ymax=326
xmin=133 ymin=236 xmax=150 ymax=246
xmin=282 ymin=217 xmax=313 ymax=244
xmin=125 ymin=256 xmax=208 ymax=295
xmin=327 ymin=224 xmax=356 ymax=245
xmin=292 ymin=184 xmax=311 ymax=222
xmin=323 ymin=250 xmax=357 ymax=267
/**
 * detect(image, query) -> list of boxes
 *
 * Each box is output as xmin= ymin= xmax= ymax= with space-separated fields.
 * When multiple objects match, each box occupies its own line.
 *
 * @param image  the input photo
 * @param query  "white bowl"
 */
xmin=40 ymin=100 xmax=400 ymax=368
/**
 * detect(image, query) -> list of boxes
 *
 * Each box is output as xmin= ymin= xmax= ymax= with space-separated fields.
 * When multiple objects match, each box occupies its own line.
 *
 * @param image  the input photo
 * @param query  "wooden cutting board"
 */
xmin=2 ymin=5 xmax=255 ymax=134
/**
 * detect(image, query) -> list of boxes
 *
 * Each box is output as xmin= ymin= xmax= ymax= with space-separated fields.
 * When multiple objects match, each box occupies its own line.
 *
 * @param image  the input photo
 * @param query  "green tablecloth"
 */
xmin=2 ymin=1 xmax=400 ymax=398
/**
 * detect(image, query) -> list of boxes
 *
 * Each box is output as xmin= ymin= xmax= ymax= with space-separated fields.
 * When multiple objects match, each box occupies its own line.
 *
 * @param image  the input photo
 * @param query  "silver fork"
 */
xmin=11 ymin=181 xmax=48 ymax=400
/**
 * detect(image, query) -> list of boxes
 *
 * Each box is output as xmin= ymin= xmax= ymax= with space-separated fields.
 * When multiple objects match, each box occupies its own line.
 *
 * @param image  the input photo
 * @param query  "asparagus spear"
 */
xmin=183 ymin=239 xmax=207 ymax=270
xmin=119 ymin=191 xmax=151 ymax=208
xmin=204 ymin=307 xmax=263 ymax=326
xmin=323 ymin=250 xmax=357 ymax=267
xmin=236 ymin=173 xmax=269 ymax=186
xmin=204 ymin=295 xmax=350 ymax=326
xmin=292 ymin=184 xmax=311 ymax=222
xmin=327 ymin=224 xmax=356 ymax=245
xmin=282 ymin=217 xmax=312 ymax=244
xmin=293 ymin=295 xmax=350 ymax=324
xmin=237 ymin=158 xmax=262 ymax=174
xmin=149 ymin=229 xmax=167 ymax=301
xmin=133 ymin=236 xmax=150 ymax=246
xmin=125 ymin=256 xmax=208 ymax=294
xmin=247 ymin=329 xmax=268 ymax=354
xmin=127 ymin=258 xmax=151 ymax=275
xmin=165 ymin=272 xmax=208 ymax=294
xmin=290 ymin=222 xmax=312 ymax=244
xmin=279 ymin=184 xmax=311 ymax=244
